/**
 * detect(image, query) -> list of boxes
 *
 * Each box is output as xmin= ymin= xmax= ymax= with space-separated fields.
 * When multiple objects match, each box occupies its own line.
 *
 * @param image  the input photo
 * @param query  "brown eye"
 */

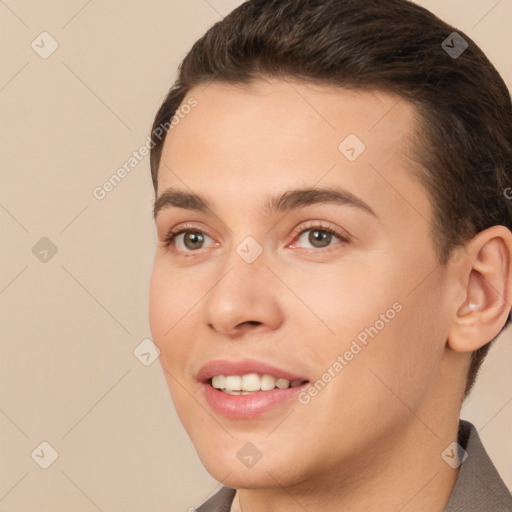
xmin=290 ymin=225 xmax=348 ymax=250
xmin=182 ymin=231 xmax=206 ymax=250
xmin=308 ymin=229 xmax=333 ymax=248
xmin=163 ymin=226 xmax=217 ymax=253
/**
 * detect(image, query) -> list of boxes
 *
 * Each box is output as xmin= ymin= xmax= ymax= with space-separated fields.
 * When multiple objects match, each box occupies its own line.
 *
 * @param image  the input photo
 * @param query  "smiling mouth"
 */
xmin=207 ymin=373 xmax=309 ymax=394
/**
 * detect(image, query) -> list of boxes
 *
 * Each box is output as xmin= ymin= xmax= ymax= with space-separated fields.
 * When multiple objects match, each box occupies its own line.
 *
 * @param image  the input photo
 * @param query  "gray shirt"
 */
xmin=196 ymin=420 xmax=512 ymax=511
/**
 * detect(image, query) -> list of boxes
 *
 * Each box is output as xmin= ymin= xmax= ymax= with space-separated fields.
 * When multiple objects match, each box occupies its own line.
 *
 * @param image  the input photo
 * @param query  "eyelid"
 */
xmin=287 ymin=220 xmax=351 ymax=247
xmin=160 ymin=222 xmax=217 ymax=250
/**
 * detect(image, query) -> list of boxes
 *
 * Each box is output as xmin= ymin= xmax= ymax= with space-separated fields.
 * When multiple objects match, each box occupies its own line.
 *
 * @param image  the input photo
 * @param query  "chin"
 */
xmin=194 ymin=439 xmax=309 ymax=490
xmin=205 ymin=463 xmax=300 ymax=490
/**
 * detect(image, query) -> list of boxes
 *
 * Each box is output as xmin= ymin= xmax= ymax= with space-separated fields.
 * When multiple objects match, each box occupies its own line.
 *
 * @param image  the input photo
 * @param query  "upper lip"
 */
xmin=197 ymin=359 xmax=309 ymax=383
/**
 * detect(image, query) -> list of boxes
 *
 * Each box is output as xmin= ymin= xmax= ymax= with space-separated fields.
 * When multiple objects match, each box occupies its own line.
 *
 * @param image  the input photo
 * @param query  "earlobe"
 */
xmin=448 ymin=226 xmax=512 ymax=354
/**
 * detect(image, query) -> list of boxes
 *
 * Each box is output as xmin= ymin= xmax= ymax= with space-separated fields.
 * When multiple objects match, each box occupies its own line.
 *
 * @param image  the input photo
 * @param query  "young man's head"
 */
xmin=148 ymin=0 xmax=512 ymax=504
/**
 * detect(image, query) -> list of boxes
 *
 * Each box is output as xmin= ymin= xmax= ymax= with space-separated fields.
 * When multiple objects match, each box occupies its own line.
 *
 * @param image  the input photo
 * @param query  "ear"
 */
xmin=448 ymin=225 xmax=512 ymax=353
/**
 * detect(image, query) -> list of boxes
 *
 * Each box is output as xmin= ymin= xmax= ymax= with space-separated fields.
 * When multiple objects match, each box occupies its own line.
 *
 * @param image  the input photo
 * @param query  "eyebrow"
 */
xmin=153 ymin=186 xmax=377 ymax=219
xmin=154 ymin=188 xmax=209 ymax=219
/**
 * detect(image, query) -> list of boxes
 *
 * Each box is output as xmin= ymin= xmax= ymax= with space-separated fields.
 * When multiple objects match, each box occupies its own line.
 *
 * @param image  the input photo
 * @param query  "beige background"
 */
xmin=0 ymin=0 xmax=511 ymax=510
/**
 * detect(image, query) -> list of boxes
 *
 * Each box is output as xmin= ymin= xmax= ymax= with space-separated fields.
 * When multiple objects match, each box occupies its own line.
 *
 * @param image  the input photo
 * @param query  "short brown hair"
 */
xmin=150 ymin=0 xmax=512 ymax=396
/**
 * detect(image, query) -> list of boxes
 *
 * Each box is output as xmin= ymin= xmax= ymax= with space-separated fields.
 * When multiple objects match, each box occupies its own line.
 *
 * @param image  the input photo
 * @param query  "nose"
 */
xmin=202 ymin=250 xmax=284 ymax=337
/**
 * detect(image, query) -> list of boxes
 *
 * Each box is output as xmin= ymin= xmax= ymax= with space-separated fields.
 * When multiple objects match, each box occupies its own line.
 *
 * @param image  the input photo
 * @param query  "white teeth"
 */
xmin=275 ymin=378 xmax=290 ymax=389
xmin=211 ymin=375 xmax=226 ymax=389
xmin=241 ymin=373 xmax=261 ymax=392
xmin=210 ymin=373 xmax=306 ymax=392
xmin=225 ymin=375 xmax=242 ymax=391
xmin=260 ymin=374 xmax=276 ymax=391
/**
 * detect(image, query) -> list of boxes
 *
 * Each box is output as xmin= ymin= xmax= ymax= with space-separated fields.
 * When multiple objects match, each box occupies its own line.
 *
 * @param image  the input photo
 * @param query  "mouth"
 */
xmin=197 ymin=359 xmax=310 ymax=419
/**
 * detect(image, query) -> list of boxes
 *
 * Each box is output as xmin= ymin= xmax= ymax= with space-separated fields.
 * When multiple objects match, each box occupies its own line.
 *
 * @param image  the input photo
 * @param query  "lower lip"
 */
xmin=201 ymin=381 xmax=309 ymax=419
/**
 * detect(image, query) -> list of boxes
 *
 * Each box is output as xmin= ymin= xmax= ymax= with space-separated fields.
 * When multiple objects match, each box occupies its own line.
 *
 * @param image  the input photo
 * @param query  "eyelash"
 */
xmin=161 ymin=223 xmax=206 ymax=250
xmin=289 ymin=221 xmax=351 ymax=248
xmin=161 ymin=221 xmax=351 ymax=251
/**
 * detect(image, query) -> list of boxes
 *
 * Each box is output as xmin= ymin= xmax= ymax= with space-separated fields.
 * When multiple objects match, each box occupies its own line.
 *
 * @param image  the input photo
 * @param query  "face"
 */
xmin=149 ymin=80 xmax=456 ymax=490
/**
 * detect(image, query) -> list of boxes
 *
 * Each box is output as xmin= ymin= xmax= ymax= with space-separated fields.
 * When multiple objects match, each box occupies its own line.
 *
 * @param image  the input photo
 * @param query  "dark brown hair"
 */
xmin=150 ymin=0 xmax=512 ymax=396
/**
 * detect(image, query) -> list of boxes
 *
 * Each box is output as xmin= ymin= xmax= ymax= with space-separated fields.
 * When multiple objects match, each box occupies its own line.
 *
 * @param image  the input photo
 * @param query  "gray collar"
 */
xmin=445 ymin=420 xmax=512 ymax=511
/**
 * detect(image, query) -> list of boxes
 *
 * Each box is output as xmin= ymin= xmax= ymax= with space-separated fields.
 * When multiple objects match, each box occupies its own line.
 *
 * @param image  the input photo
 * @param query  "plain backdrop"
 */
xmin=1 ymin=1 xmax=511 ymax=510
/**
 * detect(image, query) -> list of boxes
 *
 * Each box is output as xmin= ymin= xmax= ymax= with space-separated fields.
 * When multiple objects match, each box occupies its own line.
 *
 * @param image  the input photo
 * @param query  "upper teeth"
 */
xmin=211 ymin=374 xmax=304 ymax=392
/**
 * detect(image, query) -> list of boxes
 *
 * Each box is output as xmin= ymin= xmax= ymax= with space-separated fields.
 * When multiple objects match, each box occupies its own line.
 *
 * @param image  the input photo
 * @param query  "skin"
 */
xmin=149 ymin=80 xmax=512 ymax=512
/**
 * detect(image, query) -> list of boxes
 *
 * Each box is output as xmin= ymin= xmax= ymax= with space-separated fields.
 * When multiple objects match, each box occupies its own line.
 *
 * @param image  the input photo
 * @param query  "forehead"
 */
xmin=157 ymin=80 xmax=431 ymax=228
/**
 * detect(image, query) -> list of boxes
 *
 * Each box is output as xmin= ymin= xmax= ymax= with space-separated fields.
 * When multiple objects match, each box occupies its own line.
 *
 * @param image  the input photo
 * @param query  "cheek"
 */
xmin=148 ymin=260 xmax=198 ymax=340
xmin=300 ymin=306 xmax=432 ymax=458
xmin=275 ymin=258 xmax=400 ymax=342
xmin=297 ymin=266 xmax=442 ymax=419
xmin=339 ymin=279 xmax=447 ymax=417
xmin=148 ymin=264 xmax=170 ymax=341
xmin=148 ymin=263 xmax=189 ymax=375
xmin=149 ymin=261 xmax=207 ymax=386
